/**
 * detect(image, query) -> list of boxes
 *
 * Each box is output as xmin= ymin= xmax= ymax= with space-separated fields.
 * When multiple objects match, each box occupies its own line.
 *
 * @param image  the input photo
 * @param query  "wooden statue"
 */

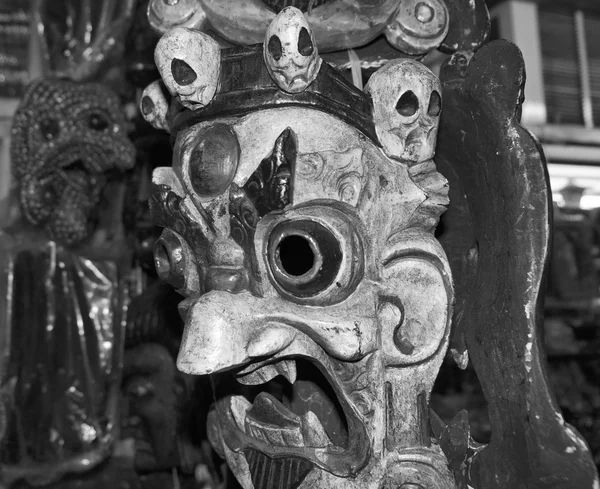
xmin=144 ymin=2 xmax=599 ymax=488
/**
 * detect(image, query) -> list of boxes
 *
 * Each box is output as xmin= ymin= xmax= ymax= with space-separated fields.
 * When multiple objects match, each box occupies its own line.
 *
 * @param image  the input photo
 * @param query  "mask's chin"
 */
xmin=208 ymin=355 xmax=371 ymax=489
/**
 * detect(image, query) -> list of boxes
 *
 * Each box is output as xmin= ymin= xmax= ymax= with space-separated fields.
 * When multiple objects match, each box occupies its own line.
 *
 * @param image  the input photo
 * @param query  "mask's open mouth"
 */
xmin=210 ymin=356 xmax=370 ymax=488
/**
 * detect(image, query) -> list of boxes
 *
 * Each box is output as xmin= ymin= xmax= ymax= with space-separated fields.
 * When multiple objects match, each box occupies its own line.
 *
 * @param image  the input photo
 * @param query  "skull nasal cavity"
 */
xmin=171 ymin=58 xmax=197 ymax=86
xmin=268 ymin=35 xmax=283 ymax=61
xmin=396 ymin=90 xmax=419 ymax=117
xmin=297 ymin=27 xmax=313 ymax=56
xmin=278 ymin=235 xmax=315 ymax=276
xmin=428 ymin=90 xmax=441 ymax=116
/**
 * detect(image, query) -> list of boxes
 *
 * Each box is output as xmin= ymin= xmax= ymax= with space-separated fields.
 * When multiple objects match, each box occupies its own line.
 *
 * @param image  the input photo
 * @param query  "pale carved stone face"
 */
xmin=150 ymin=108 xmax=453 ymax=489
xmin=263 ymin=7 xmax=322 ymax=94
xmin=366 ymin=58 xmax=442 ymax=163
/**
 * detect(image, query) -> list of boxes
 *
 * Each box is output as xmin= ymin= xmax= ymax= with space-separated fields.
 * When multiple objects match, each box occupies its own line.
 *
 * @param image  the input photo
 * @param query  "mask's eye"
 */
xmin=39 ymin=118 xmax=60 ymax=141
xmin=87 ymin=111 xmax=111 ymax=131
xmin=267 ymin=220 xmax=342 ymax=298
xmin=187 ymin=124 xmax=240 ymax=199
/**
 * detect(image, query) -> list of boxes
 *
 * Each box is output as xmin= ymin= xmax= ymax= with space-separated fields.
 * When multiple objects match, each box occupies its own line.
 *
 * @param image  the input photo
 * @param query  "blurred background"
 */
xmin=0 ymin=0 xmax=599 ymax=479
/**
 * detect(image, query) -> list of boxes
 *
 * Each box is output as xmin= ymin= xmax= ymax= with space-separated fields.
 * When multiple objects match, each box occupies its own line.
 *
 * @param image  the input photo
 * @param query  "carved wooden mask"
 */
xmin=10 ymin=78 xmax=135 ymax=245
xmin=147 ymin=9 xmax=454 ymax=489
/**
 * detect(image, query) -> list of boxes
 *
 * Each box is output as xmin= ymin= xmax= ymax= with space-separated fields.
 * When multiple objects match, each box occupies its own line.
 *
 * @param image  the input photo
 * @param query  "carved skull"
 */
xmin=366 ymin=58 xmax=442 ymax=163
xmin=263 ymin=7 xmax=322 ymax=94
xmin=154 ymin=27 xmax=221 ymax=110
xmin=141 ymin=80 xmax=171 ymax=132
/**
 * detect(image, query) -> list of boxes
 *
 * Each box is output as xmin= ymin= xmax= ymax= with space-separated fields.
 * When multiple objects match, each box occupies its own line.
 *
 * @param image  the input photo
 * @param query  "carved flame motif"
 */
xmin=146 ymin=9 xmax=454 ymax=489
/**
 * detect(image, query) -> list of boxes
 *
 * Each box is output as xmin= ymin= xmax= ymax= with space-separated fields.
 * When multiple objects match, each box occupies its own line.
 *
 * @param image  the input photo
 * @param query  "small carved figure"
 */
xmin=263 ymin=7 xmax=322 ymax=93
xmin=155 ymin=27 xmax=221 ymax=110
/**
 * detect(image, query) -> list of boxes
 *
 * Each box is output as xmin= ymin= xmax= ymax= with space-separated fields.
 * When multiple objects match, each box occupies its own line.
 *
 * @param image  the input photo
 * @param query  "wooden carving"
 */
xmin=147 ymin=6 xmax=454 ymax=488
xmin=435 ymin=40 xmax=599 ymax=489
xmin=145 ymin=3 xmax=600 ymax=488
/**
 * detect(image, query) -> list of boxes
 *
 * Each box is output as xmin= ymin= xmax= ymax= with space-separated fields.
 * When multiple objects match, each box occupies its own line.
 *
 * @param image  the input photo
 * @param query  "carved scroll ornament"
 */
xmin=147 ymin=0 xmax=451 ymax=55
xmin=145 ymin=7 xmax=453 ymax=488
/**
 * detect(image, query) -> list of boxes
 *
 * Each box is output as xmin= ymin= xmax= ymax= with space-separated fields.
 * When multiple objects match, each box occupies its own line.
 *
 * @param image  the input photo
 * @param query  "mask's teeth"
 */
xmin=236 ymin=364 xmax=279 ymax=385
xmin=275 ymin=359 xmax=297 ymax=385
xmin=230 ymin=395 xmax=252 ymax=431
xmin=300 ymin=411 xmax=331 ymax=448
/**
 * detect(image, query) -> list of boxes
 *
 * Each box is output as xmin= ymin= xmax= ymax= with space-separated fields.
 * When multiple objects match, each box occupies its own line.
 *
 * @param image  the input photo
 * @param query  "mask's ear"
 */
xmin=435 ymin=39 xmax=597 ymax=488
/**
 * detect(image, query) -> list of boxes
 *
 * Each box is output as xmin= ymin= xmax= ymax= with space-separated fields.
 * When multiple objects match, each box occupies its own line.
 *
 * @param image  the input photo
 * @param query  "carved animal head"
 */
xmin=10 ymin=78 xmax=135 ymax=246
xmin=366 ymin=58 xmax=442 ymax=163
xmin=155 ymin=27 xmax=221 ymax=110
xmin=263 ymin=7 xmax=322 ymax=93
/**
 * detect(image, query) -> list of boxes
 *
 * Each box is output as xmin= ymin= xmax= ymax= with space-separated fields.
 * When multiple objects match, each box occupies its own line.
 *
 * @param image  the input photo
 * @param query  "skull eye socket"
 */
xmin=141 ymin=95 xmax=155 ymax=116
xmin=395 ymin=90 xmax=419 ymax=117
xmin=428 ymin=90 xmax=441 ymax=117
xmin=268 ymin=220 xmax=342 ymax=298
xmin=297 ymin=27 xmax=314 ymax=56
xmin=187 ymin=124 xmax=240 ymax=199
xmin=268 ymin=35 xmax=283 ymax=61
xmin=171 ymin=58 xmax=197 ymax=86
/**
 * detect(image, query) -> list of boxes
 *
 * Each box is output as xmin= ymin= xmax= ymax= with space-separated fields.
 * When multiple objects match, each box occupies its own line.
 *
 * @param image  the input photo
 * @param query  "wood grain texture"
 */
xmin=439 ymin=0 xmax=489 ymax=54
xmin=435 ymin=39 xmax=599 ymax=488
